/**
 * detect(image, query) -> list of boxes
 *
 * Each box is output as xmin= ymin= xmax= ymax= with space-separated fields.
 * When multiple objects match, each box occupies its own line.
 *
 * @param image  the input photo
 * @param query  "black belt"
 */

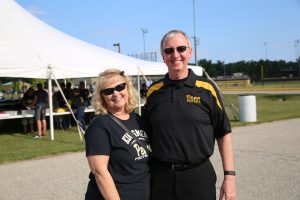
xmin=151 ymin=159 xmax=205 ymax=171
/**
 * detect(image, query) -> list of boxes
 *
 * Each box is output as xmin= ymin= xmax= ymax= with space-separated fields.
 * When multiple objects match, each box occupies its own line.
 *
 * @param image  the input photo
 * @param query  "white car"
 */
xmin=0 ymin=91 xmax=3 ymax=99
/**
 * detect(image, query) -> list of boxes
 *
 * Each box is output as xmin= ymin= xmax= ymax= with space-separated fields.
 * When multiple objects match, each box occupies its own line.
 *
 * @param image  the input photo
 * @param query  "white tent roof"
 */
xmin=0 ymin=0 xmax=154 ymax=78
xmin=0 ymin=0 xmax=202 ymax=79
xmin=0 ymin=0 xmax=203 ymax=141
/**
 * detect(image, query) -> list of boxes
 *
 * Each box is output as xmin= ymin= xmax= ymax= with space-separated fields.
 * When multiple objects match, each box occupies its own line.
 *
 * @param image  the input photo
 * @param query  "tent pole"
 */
xmin=48 ymin=67 xmax=54 ymax=141
xmin=52 ymin=73 xmax=83 ymax=141
xmin=137 ymin=67 xmax=141 ymax=115
xmin=138 ymin=68 xmax=148 ymax=83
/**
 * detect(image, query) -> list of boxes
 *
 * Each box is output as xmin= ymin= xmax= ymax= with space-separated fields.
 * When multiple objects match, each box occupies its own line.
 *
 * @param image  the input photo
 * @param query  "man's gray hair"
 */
xmin=160 ymin=30 xmax=192 ymax=55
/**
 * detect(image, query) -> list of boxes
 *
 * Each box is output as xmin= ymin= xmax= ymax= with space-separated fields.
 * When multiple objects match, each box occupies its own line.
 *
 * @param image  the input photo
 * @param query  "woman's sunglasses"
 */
xmin=101 ymin=83 xmax=126 ymax=95
xmin=163 ymin=46 xmax=189 ymax=55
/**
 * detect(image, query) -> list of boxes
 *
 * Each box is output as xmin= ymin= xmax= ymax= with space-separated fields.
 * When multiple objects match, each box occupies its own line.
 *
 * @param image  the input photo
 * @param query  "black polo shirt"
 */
xmin=142 ymin=69 xmax=231 ymax=163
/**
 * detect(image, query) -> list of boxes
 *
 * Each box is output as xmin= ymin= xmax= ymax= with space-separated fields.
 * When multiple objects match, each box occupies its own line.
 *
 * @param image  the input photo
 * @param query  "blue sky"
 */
xmin=16 ymin=0 xmax=300 ymax=64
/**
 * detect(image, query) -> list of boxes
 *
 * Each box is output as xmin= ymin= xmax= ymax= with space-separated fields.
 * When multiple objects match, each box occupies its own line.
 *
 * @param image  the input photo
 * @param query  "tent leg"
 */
xmin=137 ymin=68 xmax=141 ymax=115
xmin=48 ymin=78 xmax=54 ymax=141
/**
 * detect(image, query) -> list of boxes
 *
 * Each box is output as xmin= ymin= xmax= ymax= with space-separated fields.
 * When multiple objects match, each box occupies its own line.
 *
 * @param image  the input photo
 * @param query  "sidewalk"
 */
xmin=213 ymin=118 xmax=300 ymax=200
xmin=0 ymin=118 xmax=299 ymax=200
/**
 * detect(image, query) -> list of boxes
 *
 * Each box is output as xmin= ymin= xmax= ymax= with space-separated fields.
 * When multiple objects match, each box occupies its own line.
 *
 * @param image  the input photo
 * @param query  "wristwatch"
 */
xmin=224 ymin=170 xmax=236 ymax=176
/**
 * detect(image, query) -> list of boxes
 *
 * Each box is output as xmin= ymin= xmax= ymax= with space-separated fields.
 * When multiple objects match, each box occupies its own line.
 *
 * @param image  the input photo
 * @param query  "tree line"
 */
xmin=195 ymin=59 xmax=300 ymax=81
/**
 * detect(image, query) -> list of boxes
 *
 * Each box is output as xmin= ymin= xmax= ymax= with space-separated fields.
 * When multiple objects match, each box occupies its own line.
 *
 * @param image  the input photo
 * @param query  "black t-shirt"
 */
xmin=55 ymin=88 xmax=71 ymax=108
xmin=85 ymin=112 xmax=150 ymax=186
xmin=80 ymin=88 xmax=90 ymax=102
xmin=22 ymin=92 xmax=35 ymax=107
xmin=143 ymin=69 xmax=231 ymax=163
xmin=34 ymin=89 xmax=48 ymax=104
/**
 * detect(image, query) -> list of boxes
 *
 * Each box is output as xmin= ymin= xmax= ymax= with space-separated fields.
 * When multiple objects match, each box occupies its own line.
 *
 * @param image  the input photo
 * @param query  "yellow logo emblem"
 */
xmin=186 ymin=95 xmax=201 ymax=104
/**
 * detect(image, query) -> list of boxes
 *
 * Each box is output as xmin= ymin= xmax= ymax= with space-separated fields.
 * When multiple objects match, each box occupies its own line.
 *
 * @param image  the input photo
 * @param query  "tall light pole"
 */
xmin=192 ymin=0 xmax=198 ymax=66
xmin=296 ymin=39 xmax=300 ymax=77
xmin=262 ymin=42 xmax=268 ymax=86
xmin=141 ymin=28 xmax=148 ymax=60
xmin=264 ymin=42 xmax=268 ymax=60
xmin=113 ymin=43 xmax=120 ymax=53
xmin=295 ymin=39 xmax=300 ymax=61
xmin=295 ymin=41 xmax=298 ymax=60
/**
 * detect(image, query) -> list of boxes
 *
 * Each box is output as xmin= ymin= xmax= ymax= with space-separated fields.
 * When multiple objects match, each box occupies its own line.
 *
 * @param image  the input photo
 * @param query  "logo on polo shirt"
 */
xmin=186 ymin=95 xmax=201 ymax=104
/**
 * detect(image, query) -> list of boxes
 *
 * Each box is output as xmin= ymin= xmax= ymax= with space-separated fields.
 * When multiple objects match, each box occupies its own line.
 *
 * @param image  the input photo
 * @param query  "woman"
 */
xmin=84 ymin=69 xmax=150 ymax=200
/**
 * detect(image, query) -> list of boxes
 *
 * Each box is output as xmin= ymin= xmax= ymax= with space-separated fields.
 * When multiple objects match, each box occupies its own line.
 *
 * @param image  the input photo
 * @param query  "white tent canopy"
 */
xmin=0 ymin=0 xmax=202 ymax=79
xmin=0 ymin=0 xmax=171 ymax=78
xmin=0 ymin=0 xmax=203 ymax=140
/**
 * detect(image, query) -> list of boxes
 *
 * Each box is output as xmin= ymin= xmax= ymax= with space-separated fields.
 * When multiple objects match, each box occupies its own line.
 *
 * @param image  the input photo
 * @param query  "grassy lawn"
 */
xmin=225 ymin=94 xmax=300 ymax=127
xmin=1 ymin=93 xmax=300 ymax=164
xmin=219 ymin=81 xmax=300 ymax=90
xmin=0 ymin=127 xmax=85 ymax=164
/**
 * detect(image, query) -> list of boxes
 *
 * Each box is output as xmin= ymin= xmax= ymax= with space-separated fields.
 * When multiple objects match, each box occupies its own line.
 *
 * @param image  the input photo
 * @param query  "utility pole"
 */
xmin=296 ymin=40 xmax=300 ymax=60
xmin=262 ymin=42 xmax=268 ymax=87
xmin=296 ymin=39 xmax=300 ymax=77
xmin=264 ymin=42 xmax=268 ymax=60
xmin=223 ymin=61 xmax=226 ymax=88
xmin=192 ymin=0 xmax=198 ymax=66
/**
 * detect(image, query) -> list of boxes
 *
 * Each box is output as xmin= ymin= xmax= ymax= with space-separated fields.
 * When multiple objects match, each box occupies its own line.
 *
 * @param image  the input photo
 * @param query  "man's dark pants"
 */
xmin=150 ymin=159 xmax=216 ymax=200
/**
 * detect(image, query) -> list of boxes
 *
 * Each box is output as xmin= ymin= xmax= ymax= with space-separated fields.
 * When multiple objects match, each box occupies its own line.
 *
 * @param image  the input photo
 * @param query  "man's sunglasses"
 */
xmin=163 ymin=46 xmax=189 ymax=55
xmin=101 ymin=83 xmax=126 ymax=95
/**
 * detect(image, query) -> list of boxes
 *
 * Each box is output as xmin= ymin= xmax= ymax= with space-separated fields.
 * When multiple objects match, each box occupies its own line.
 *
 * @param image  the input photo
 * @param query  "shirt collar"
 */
xmin=164 ymin=69 xmax=197 ymax=88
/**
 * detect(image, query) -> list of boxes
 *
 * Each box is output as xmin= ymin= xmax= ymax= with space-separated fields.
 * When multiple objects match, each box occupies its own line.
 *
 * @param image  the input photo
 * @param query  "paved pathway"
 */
xmin=213 ymin=118 xmax=300 ymax=200
xmin=1 ymin=118 xmax=299 ymax=200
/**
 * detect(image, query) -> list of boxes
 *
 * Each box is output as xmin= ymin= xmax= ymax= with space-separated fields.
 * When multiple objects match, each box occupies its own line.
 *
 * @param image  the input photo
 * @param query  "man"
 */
xmin=142 ymin=30 xmax=236 ymax=200
xmin=56 ymin=82 xmax=72 ymax=129
xmin=29 ymin=83 xmax=48 ymax=138
xmin=140 ymin=83 xmax=148 ymax=98
xmin=73 ymin=81 xmax=90 ymax=130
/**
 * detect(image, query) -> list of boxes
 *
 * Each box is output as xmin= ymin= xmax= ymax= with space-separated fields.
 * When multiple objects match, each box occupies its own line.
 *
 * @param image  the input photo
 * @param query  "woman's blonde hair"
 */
xmin=92 ymin=69 xmax=138 ymax=115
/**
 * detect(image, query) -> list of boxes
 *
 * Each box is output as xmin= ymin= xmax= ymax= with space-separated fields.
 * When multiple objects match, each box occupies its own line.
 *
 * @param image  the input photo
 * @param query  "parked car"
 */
xmin=0 ymin=91 xmax=3 ymax=99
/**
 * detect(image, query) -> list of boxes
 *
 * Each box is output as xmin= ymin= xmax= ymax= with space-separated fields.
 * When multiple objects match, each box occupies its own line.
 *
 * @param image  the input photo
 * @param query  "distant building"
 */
xmin=214 ymin=73 xmax=251 ymax=88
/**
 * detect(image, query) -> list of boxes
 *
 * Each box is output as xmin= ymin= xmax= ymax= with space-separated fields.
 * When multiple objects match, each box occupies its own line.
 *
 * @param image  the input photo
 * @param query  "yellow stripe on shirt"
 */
xmin=146 ymin=81 xmax=164 ymax=97
xmin=195 ymin=80 xmax=222 ymax=109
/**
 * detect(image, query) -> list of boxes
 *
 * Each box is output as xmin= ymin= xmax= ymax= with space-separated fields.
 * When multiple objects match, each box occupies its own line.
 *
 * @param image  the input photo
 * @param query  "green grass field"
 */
xmin=224 ymin=94 xmax=300 ymax=127
xmin=218 ymin=80 xmax=300 ymax=90
xmin=1 ymin=93 xmax=300 ymax=164
xmin=0 ymin=128 xmax=84 ymax=163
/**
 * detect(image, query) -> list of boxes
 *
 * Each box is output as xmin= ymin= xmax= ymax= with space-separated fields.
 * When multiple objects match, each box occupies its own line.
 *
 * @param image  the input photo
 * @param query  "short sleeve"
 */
xmin=84 ymin=118 xmax=111 ymax=157
xmin=211 ymin=85 xmax=232 ymax=138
